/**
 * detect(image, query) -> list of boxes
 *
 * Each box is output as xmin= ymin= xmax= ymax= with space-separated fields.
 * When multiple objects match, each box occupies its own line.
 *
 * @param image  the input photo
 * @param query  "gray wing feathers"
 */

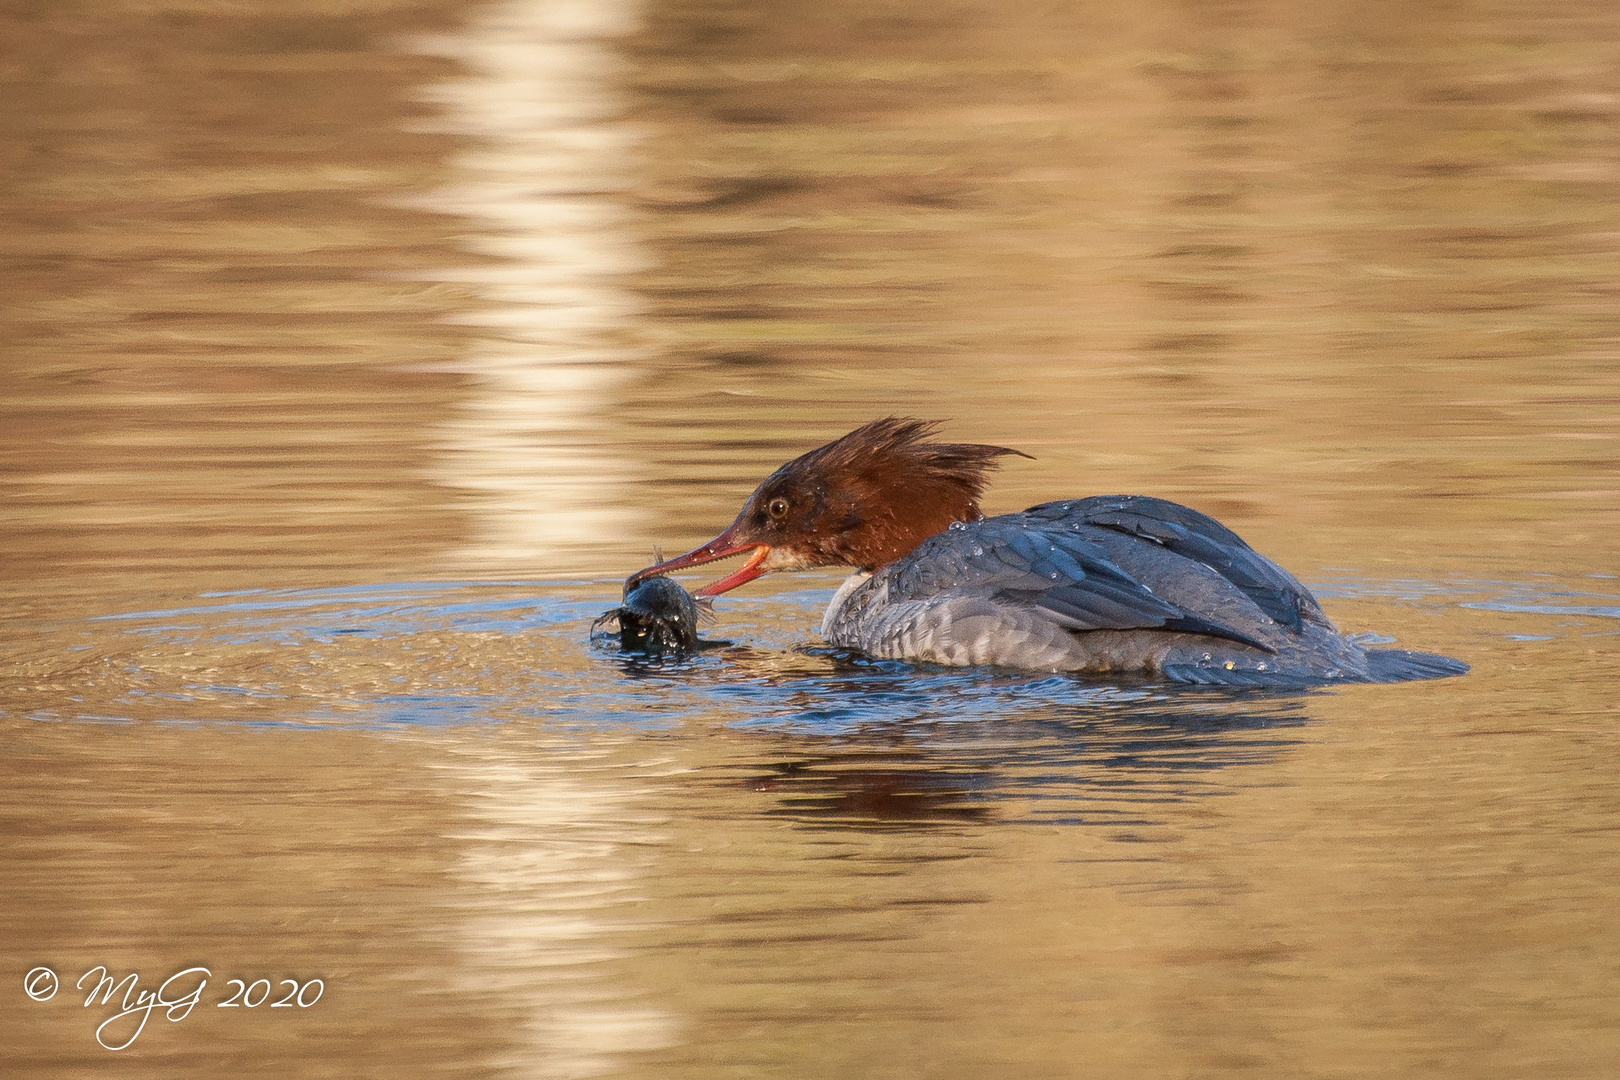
xmin=883 ymin=518 xmax=1274 ymax=652
xmin=891 ymin=523 xmax=1189 ymax=632
xmin=1027 ymin=496 xmax=1324 ymax=631
xmin=854 ymin=592 xmax=1098 ymax=670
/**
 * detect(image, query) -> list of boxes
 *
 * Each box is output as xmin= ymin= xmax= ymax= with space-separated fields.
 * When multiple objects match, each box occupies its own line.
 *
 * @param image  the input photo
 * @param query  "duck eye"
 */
xmin=767 ymin=498 xmax=789 ymax=519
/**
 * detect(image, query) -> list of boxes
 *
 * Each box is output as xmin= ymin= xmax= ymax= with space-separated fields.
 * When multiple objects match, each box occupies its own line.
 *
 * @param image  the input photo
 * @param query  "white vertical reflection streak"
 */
xmin=409 ymin=0 xmax=647 ymax=571
xmin=438 ymin=750 xmax=676 ymax=1078
xmin=405 ymin=3 xmax=674 ymax=1074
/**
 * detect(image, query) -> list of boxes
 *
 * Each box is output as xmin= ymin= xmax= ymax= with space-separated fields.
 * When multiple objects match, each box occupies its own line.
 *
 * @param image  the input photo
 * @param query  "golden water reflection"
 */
xmin=403 ymin=0 xmax=653 ymax=571
xmin=2 ymin=0 xmax=1619 ymax=1078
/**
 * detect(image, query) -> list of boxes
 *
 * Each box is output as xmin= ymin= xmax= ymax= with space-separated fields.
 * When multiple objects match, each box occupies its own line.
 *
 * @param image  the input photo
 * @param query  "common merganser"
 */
xmin=628 ymin=418 xmax=1468 ymax=684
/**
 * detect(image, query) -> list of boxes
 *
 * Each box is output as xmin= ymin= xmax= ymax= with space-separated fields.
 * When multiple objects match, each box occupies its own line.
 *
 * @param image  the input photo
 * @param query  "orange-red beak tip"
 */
xmin=625 ymin=532 xmax=772 ymax=598
xmin=692 ymin=544 xmax=771 ymax=597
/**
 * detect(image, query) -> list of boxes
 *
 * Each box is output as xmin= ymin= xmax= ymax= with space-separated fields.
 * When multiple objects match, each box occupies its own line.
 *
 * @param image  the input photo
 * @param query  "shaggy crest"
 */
xmin=623 ymin=417 xmax=1029 ymax=594
xmin=751 ymin=417 xmax=1029 ymax=569
xmin=789 ymin=417 xmax=1018 ymax=511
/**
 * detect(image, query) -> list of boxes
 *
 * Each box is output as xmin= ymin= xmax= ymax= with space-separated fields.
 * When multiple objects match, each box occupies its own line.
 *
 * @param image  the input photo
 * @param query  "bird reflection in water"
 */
xmin=718 ymin=689 xmax=1314 ymax=832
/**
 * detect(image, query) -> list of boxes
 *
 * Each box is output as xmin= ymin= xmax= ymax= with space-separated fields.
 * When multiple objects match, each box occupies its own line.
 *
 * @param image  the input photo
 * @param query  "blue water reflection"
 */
xmin=36 ymin=577 xmax=1343 ymax=771
xmin=64 ymin=579 xmax=1338 ymax=737
xmin=13 ymin=571 xmax=1560 ymax=841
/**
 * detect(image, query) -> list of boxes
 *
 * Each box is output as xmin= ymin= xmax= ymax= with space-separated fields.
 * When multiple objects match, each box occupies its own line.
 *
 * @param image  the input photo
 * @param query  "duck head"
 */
xmin=628 ymin=417 xmax=1027 ymax=596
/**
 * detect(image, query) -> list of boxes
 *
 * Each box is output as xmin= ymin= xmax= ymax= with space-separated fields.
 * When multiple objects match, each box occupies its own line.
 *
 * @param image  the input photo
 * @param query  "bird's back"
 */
xmin=823 ymin=496 xmax=1465 ymax=683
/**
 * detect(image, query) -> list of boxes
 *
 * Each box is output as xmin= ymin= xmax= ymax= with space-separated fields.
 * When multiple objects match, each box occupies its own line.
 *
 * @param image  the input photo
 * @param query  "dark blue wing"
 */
xmin=1025 ymin=496 xmax=1322 ymax=631
xmin=887 ymin=519 xmax=1275 ymax=652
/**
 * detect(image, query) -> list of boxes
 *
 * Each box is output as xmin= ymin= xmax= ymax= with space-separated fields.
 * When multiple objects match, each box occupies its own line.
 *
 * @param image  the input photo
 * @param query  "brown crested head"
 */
xmin=737 ymin=417 xmax=1026 ymax=571
xmin=627 ymin=418 xmax=1028 ymax=595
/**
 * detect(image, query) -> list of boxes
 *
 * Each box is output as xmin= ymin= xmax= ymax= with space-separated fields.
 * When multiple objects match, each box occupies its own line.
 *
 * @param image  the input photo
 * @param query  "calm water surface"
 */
xmin=3 ymin=0 xmax=1618 ymax=1077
